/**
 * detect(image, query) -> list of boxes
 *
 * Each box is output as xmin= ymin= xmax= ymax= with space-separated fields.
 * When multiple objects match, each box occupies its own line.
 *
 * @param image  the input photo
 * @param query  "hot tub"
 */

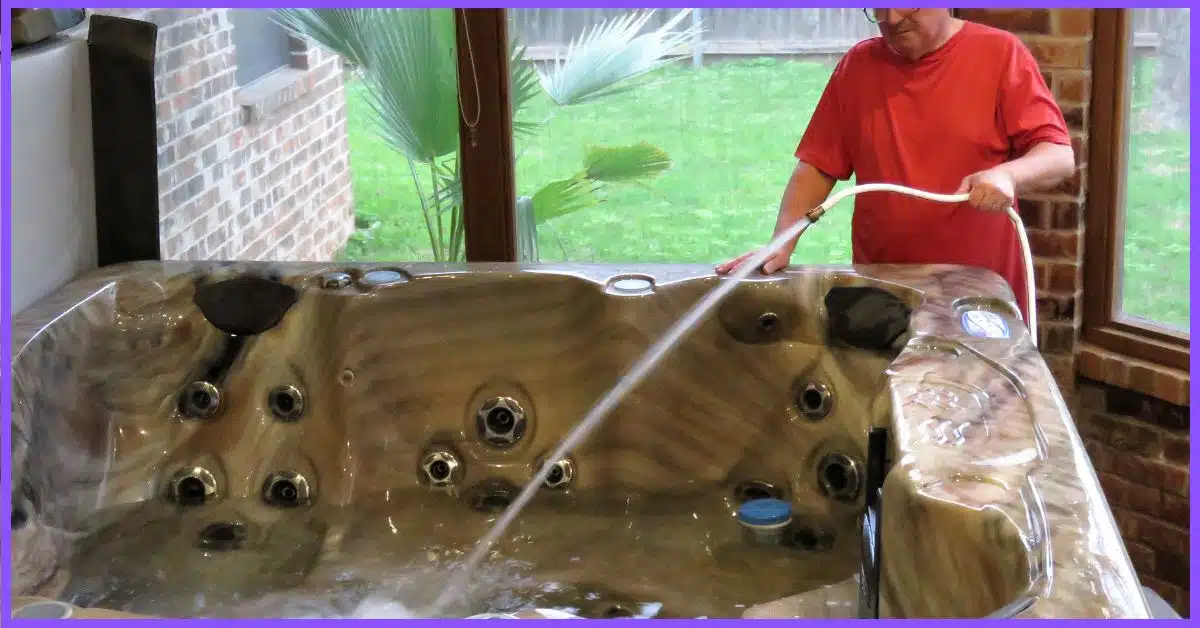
xmin=9 ymin=261 xmax=1152 ymax=619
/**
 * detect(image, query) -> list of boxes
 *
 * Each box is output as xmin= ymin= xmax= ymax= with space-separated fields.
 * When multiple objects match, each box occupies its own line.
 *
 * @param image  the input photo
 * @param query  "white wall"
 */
xmin=10 ymin=30 xmax=98 ymax=317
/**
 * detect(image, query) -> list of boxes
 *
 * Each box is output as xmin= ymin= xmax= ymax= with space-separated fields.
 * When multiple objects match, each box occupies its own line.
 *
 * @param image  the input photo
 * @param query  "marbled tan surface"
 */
xmin=8 ymin=261 xmax=1151 ymax=618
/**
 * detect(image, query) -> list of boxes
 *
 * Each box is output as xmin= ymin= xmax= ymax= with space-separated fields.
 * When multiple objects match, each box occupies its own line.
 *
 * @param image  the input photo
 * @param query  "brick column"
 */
xmin=959 ymin=8 xmax=1092 ymax=393
xmin=959 ymin=8 xmax=1189 ymax=617
xmin=90 ymin=8 xmax=355 ymax=261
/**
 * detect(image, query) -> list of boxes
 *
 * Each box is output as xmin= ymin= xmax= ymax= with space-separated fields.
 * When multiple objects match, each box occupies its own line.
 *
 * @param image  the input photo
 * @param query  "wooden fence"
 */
xmin=509 ymin=8 xmax=1176 ymax=64
xmin=509 ymin=8 xmax=877 ymax=62
xmin=509 ymin=8 xmax=1187 ymax=130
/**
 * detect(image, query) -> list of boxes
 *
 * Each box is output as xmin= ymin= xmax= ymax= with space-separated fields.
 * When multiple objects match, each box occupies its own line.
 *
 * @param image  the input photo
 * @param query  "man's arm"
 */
xmin=958 ymin=141 xmax=1076 ymax=211
xmin=716 ymin=49 xmax=852 ymax=275
xmin=715 ymin=161 xmax=836 ymax=275
xmin=959 ymin=36 xmax=1077 ymax=211
xmin=994 ymin=141 xmax=1076 ymax=194
xmin=774 ymin=161 xmax=838 ymax=238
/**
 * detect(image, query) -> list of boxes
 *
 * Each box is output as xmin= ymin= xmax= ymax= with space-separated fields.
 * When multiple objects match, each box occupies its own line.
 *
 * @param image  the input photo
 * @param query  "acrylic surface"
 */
xmin=9 ymin=261 xmax=1151 ymax=619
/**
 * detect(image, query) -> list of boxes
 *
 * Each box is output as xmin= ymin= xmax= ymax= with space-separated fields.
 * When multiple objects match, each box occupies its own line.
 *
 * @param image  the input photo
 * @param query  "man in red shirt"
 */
xmin=715 ymin=8 xmax=1076 ymax=323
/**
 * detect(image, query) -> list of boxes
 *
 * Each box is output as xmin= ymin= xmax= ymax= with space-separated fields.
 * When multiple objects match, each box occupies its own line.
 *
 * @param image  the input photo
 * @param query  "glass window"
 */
xmin=502 ymin=8 xmax=874 ymax=264
xmin=1115 ymin=7 xmax=1190 ymax=333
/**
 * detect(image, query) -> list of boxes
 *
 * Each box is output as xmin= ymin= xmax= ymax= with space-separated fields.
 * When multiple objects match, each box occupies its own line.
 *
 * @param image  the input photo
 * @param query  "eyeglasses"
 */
xmin=863 ymin=8 xmax=920 ymax=24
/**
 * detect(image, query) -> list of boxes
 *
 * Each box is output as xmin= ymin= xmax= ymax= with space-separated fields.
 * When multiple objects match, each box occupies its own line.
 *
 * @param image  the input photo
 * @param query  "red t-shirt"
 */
xmin=795 ymin=21 xmax=1071 ymax=323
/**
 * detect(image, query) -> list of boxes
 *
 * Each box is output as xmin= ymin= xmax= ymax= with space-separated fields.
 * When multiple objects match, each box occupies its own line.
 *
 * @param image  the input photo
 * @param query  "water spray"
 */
xmin=433 ymin=182 xmax=1038 ymax=614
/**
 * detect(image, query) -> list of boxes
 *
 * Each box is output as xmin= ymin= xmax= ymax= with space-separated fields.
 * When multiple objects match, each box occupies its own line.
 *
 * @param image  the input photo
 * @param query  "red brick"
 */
xmin=1077 ymin=349 xmax=1106 ymax=382
xmin=1053 ymin=71 xmax=1090 ymax=104
xmin=1027 ymin=229 xmax=1054 ymax=258
xmin=1050 ymin=200 xmax=1083 ymax=230
xmin=1098 ymin=472 xmax=1162 ymax=516
xmin=1078 ymin=382 xmax=1105 ymax=410
xmin=1106 ymin=385 xmax=1189 ymax=431
xmin=1017 ymin=198 xmax=1052 ymax=230
xmin=1124 ymin=539 xmax=1156 ymax=574
xmin=1152 ymin=367 xmax=1189 ymax=407
xmin=1037 ymin=293 xmax=1076 ymax=322
xmin=1043 ymin=354 xmax=1075 ymax=392
xmin=1088 ymin=413 xmax=1162 ymax=457
xmin=1131 ymin=512 xmax=1188 ymax=556
xmin=1060 ymin=104 xmax=1086 ymax=131
xmin=1161 ymin=433 xmax=1189 ymax=466
xmin=1055 ymin=9 xmax=1095 ymax=38
xmin=1127 ymin=364 xmax=1159 ymax=400
xmin=1039 ymin=322 xmax=1077 ymax=354
xmin=1028 ymin=229 xmax=1080 ymax=260
xmin=1161 ymin=493 xmax=1189 ymax=528
xmin=90 ymin=9 xmax=356 ymax=262
xmin=1045 ymin=261 xmax=1081 ymax=292
xmin=1070 ymin=135 xmax=1088 ymax=167
xmin=1026 ymin=38 xmax=1091 ymax=69
xmin=1115 ymin=455 xmax=1189 ymax=497
xmin=1084 ymin=440 xmax=1115 ymax=472
xmin=960 ymin=8 xmax=1052 ymax=34
xmin=1111 ymin=506 xmax=1140 ymax=539
xmin=1104 ymin=358 xmax=1130 ymax=391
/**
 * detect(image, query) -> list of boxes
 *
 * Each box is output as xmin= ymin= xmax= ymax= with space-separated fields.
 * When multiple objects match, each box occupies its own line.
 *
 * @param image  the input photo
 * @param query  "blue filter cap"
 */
xmin=736 ymin=498 xmax=793 ymax=527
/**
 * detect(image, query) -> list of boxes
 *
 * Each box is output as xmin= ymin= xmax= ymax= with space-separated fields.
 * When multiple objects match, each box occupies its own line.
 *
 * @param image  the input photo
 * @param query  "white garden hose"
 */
xmin=804 ymin=183 xmax=1037 ymax=347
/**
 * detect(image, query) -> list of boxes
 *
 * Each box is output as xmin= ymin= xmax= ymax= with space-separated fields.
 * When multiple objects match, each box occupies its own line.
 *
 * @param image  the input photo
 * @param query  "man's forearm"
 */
xmin=774 ymin=161 xmax=838 ymax=239
xmin=995 ymin=142 xmax=1076 ymax=194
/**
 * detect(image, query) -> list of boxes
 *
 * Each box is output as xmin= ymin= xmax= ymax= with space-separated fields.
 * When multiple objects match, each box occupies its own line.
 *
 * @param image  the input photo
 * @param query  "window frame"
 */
xmin=1082 ymin=8 xmax=1190 ymax=371
xmin=456 ymin=8 xmax=518 ymax=262
xmin=230 ymin=9 xmax=298 ymax=87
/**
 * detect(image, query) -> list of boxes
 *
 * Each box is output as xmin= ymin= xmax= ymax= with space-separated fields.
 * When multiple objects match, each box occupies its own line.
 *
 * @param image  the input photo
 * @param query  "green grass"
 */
xmin=341 ymin=57 xmax=1189 ymax=330
xmin=1121 ymin=130 xmax=1190 ymax=330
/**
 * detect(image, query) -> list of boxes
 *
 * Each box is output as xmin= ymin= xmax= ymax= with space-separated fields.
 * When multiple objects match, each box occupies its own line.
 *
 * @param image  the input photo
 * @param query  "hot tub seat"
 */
xmin=9 ymin=261 xmax=1152 ymax=619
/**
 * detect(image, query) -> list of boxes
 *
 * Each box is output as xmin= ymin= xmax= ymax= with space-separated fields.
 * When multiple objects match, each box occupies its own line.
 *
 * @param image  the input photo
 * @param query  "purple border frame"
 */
xmin=1 ymin=1 xmax=1196 ymax=624
xmin=2 ymin=3 xmax=13 ymax=623
xmin=1189 ymin=5 xmax=1197 ymax=624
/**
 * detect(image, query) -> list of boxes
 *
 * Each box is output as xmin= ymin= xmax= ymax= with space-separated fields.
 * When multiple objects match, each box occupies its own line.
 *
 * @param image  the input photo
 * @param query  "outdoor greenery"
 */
xmin=339 ymin=55 xmax=1188 ymax=331
xmin=1121 ymin=57 xmax=1190 ymax=330
xmin=274 ymin=8 xmax=699 ymax=262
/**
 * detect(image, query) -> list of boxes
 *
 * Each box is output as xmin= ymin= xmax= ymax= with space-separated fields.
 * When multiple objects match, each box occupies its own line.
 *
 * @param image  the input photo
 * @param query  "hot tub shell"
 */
xmin=8 ymin=261 xmax=1153 ymax=619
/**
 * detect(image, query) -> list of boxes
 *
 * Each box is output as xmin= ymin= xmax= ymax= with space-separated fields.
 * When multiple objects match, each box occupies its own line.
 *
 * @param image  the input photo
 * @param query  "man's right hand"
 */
xmin=716 ymin=161 xmax=834 ymax=277
xmin=715 ymin=246 xmax=793 ymax=275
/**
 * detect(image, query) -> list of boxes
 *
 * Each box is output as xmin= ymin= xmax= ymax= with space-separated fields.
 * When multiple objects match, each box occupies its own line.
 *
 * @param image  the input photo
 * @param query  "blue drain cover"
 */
xmin=737 ymin=498 xmax=792 ymax=526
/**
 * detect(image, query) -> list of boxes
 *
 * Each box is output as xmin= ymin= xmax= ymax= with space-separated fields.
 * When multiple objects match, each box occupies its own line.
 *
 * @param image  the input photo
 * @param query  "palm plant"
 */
xmin=273 ymin=8 xmax=700 ymax=262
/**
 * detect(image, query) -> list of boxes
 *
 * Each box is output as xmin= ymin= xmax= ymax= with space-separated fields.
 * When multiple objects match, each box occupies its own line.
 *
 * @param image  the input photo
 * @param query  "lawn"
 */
xmin=340 ymin=58 xmax=1189 ymax=330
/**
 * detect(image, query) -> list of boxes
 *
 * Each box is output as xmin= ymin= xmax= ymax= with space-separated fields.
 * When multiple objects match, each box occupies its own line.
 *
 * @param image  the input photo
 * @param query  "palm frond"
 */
xmin=537 ymin=9 xmax=700 ymax=107
xmin=508 ymin=36 xmax=543 ymax=141
xmin=531 ymin=175 xmax=602 ymax=223
xmin=583 ymin=142 xmax=672 ymax=184
xmin=429 ymin=159 xmax=462 ymax=213
xmin=360 ymin=9 xmax=461 ymax=163
xmin=271 ymin=9 xmax=375 ymax=68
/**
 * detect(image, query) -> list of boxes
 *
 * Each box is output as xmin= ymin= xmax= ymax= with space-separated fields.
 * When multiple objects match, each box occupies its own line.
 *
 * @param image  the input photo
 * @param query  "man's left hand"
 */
xmin=956 ymin=168 xmax=1017 ymax=212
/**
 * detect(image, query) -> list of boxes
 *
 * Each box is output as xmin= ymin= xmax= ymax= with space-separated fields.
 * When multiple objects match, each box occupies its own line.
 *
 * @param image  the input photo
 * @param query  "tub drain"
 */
xmin=602 ymin=605 xmax=635 ymax=619
xmin=197 ymin=521 xmax=246 ymax=552
xmin=733 ymin=480 xmax=782 ymax=503
xmin=783 ymin=525 xmax=834 ymax=552
xmin=469 ymin=484 xmax=515 ymax=514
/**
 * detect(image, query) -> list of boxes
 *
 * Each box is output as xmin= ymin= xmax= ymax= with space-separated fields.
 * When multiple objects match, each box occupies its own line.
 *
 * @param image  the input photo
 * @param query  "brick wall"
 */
xmin=958 ymin=8 xmax=1091 ymax=393
xmin=1078 ymin=366 xmax=1190 ymax=614
xmin=959 ymin=8 xmax=1190 ymax=617
xmin=93 ymin=8 xmax=355 ymax=261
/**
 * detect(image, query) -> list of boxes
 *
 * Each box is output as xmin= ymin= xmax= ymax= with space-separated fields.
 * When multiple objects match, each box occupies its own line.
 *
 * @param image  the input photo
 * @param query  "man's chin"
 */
xmin=883 ymin=38 xmax=920 ymax=60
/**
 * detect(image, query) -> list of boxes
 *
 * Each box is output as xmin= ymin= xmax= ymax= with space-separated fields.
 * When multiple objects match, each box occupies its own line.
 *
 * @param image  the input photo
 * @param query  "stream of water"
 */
xmin=431 ymin=217 xmax=816 ymax=613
